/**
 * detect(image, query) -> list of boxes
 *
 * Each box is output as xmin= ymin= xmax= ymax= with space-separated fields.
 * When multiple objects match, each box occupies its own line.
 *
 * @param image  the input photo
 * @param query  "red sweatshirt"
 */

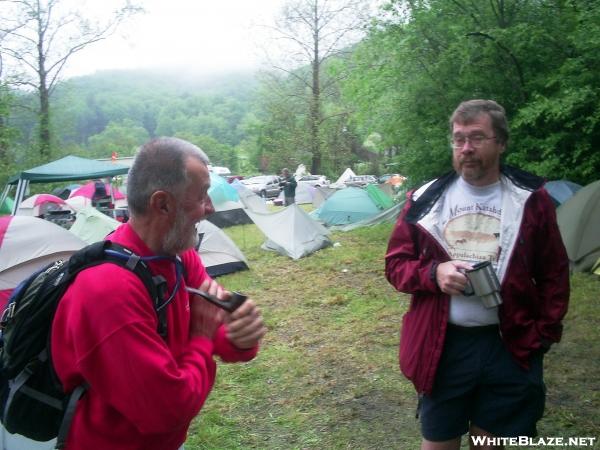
xmin=51 ymin=223 xmax=257 ymax=450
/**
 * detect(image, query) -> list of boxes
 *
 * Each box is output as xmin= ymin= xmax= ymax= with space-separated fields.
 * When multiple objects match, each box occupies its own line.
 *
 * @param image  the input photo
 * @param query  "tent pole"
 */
xmin=11 ymin=179 xmax=29 ymax=215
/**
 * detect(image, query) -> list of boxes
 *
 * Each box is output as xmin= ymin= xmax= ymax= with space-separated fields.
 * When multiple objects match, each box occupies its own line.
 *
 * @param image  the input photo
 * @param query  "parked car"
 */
xmin=297 ymin=175 xmax=330 ymax=187
xmin=241 ymin=175 xmax=282 ymax=198
xmin=344 ymin=175 xmax=378 ymax=188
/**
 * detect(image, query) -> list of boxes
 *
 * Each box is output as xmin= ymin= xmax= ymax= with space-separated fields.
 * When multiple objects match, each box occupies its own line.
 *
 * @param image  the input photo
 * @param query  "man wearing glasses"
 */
xmin=385 ymin=100 xmax=569 ymax=449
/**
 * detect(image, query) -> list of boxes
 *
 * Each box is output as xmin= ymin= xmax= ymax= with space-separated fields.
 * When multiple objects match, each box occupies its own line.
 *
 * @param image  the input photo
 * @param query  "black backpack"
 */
xmin=0 ymin=241 xmax=170 ymax=448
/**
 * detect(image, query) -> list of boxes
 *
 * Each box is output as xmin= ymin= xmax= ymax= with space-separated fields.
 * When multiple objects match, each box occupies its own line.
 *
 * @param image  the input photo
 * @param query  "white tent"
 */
xmin=69 ymin=206 xmax=120 ymax=244
xmin=274 ymin=182 xmax=315 ymax=205
xmin=16 ymin=194 xmax=73 ymax=217
xmin=0 ymin=220 xmax=83 ymax=450
xmin=330 ymin=167 xmax=356 ymax=188
xmin=196 ymin=220 xmax=249 ymax=277
xmin=245 ymin=204 xmax=332 ymax=260
xmin=0 ymin=215 xmax=86 ymax=317
xmin=234 ymin=181 xmax=269 ymax=213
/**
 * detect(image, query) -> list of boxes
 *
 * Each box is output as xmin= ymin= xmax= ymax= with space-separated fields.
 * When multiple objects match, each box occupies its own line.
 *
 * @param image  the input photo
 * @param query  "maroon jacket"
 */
xmin=385 ymin=166 xmax=569 ymax=394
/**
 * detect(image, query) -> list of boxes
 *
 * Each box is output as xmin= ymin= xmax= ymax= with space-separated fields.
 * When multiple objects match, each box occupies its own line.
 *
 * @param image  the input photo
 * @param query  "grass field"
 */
xmin=185 ymin=218 xmax=600 ymax=450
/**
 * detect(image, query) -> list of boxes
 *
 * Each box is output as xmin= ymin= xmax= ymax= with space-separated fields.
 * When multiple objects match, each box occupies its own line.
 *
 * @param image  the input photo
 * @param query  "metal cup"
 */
xmin=464 ymin=261 xmax=502 ymax=308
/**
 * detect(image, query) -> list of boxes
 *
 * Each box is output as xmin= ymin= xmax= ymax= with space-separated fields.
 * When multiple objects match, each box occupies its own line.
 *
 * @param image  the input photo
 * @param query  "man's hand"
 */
xmin=189 ymin=279 xmax=226 ymax=339
xmin=436 ymin=260 xmax=472 ymax=295
xmin=226 ymin=299 xmax=266 ymax=350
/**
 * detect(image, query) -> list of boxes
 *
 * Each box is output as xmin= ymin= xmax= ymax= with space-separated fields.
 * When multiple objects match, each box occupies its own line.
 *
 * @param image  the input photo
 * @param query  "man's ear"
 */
xmin=149 ymin=190 xmax=173 ymax=216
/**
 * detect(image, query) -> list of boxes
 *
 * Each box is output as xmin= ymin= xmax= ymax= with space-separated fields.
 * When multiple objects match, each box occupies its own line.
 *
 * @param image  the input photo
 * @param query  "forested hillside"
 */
xmin=1 ymin=0 xmax=599 ymax=189
xmin=6 ymin=70 xmax=259 ymax=175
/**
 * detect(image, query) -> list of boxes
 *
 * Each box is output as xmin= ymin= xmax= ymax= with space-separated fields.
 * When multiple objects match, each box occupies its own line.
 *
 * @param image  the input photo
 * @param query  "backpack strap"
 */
xmin=55 ymin=383 xmax=87 ymax=449
xmin=49 ymin=241 xmax=171 ymax=447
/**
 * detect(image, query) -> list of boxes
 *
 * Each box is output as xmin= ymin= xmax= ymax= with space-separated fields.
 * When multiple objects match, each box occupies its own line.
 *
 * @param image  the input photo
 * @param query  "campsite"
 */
xmin=1 ymin=0 xmax=599 ymax=448
xmin=1 ymin=167 xmax=600 ymax=448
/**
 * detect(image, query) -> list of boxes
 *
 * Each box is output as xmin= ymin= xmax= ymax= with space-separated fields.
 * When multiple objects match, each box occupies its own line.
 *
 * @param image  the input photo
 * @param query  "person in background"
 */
xmin=279 ymin=168 xmax=297 ymax=206
xmin=52 ymin=137 xmax=267 ymax=450
xmin=385 ymin=99 xmax=569 ymax=449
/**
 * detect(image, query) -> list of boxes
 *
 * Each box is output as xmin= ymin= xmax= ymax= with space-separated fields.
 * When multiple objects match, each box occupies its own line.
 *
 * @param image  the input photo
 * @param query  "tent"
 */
xmin=245 ymin=204 xmax=332 ymax=260
xmin=545 ymin=180 xmax=582 ymax=206
xmin=1 ymin=196 xmax=14 ymax=215
xmin=592 ymin=257 xmax=600 ymax=276
xmin=16 ymin=194 xmax=72 ymax=217
xmin=365 ymin=184 xmax=395 ymax=210
xmin=0 ymin=216 xmax=86 ymax=310
xmin=329 ymin=200 xmax=405 ymax=232
xmin=207 ymin=200 xmax=252 ymax=228
xmin=234 ymin=181 xmax=269 ymax=213
xmin=206 ymin=177 xmax=253 ymax=227
xmin=274 ymin=182 xmax=315 ymax=205
xmin=312 ymin=187 xmax=383 ymax=226
xmin=208 ymin=172 xmax=239 ymax=205
xmin=556 ymin=180 xmax=600 ymax=272
xmin=70 ymin=181 xmax=126 ymax=201
xmin=69 ymin=206 xmax=121 ymax=244
xmin=3 ymin=155 xmax=129 ymax=215
xmin=330 ymin=167 xmax=356 ymax=188
xmin=312 ymin=186 xmax=337 ymax=209
xmin=196 ymin=220 xmax=249 ymax=277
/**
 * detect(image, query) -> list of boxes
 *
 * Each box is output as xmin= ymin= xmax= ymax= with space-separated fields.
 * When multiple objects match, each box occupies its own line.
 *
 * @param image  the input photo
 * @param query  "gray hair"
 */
xmin=127 ymin=137 xmax=210 ymax=216
xmin=450 ymin=99 xmax=509 ymax=145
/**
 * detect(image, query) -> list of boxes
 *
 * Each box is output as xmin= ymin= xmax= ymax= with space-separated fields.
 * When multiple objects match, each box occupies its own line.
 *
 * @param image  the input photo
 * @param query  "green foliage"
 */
xmin=341 ymin=0 xmax=600 ymax=186
xmin=88 ymin=119 xmax=150 ymax=159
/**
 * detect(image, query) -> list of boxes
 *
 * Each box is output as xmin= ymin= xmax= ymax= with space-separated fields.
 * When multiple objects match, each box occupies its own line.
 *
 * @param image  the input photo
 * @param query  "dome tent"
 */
xmin=556 ymin=180 xmax=600 ymax=272
xmin=312 ymin=187 xmax=382 ymax=226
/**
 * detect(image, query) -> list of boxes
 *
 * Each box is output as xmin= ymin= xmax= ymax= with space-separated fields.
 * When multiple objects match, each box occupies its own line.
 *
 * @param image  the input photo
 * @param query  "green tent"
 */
xmin=556 ymin=180 xmax=600 ymax=272
xmin=365 ymin=184 xmax=395 ymax=210
xmin=3 ymin=155 xmax=130 ymax=215
xmin=0 ymin=196 xmax=13 ymax=215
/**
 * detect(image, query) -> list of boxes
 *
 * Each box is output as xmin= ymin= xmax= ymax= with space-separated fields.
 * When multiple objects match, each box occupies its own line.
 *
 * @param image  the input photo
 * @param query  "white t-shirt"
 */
xmin=440 ymin=177 xmax=502 ymax=326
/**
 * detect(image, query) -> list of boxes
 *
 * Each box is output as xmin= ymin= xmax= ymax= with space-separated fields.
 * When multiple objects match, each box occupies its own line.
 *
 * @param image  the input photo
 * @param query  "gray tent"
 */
xmin=556 ymin=180 xmax=600 ymax=272
xmin=2 ymin=155 xmax=129 ymax=215
xmin=196 ymin=220 xmax=249 ymax=277
xmin=245 ymin=204 xmax=332 ymax=260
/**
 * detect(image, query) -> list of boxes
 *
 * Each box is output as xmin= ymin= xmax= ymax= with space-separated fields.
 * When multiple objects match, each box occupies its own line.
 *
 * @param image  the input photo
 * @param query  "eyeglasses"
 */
xmin=451 ymin=134 xmax=496 ymax=149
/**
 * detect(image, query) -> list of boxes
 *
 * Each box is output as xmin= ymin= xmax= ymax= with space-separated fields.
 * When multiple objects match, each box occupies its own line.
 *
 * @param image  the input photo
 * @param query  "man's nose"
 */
xmin=203 ymin=196 xmax=215 ymax=216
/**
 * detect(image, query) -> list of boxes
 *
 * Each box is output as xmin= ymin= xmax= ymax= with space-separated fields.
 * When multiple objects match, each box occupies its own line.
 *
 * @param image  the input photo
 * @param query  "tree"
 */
xmin=265 ymin=0 xmax=370 ymax=174
xmin=341 ymin=0 xmax=600 ymax=185
xmin=0 ymin=0 xmax=140 ymax=157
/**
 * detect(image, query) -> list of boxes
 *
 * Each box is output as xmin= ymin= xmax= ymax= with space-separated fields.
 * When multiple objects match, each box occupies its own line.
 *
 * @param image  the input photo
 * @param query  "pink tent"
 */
xmin=69 ymin=182 xmax=126 ymax=200
xmin=0 ymin=216 xmax=85 ymax=310
xmin=16 ymin=193 xmax=72 ymax=217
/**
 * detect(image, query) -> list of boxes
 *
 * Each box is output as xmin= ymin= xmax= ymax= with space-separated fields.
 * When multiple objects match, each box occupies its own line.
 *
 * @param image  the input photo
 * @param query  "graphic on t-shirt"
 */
xmin=444 ymin=212 xmax=500 ymax=262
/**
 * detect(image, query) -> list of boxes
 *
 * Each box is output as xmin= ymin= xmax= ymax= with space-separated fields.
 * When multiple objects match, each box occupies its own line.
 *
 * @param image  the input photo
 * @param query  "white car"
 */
xmin=241 ymin=175 xmax=282 ymax=198
xmin=297 ymin=175 xmax=330 ymax=187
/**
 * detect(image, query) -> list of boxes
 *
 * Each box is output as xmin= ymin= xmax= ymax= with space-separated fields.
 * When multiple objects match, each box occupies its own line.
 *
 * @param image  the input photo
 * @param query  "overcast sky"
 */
xmin=65 ymin=0 xmax=285 ymax=78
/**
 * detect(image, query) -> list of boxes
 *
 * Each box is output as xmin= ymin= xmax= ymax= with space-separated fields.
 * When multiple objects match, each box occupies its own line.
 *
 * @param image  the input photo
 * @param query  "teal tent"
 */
xmin=208 ymin=173 xmax=239 ymax=205
xmin=2 ymin=156 xmax=130 ymax=215
xmin=313 ymin=187 xmax=382 ymax=225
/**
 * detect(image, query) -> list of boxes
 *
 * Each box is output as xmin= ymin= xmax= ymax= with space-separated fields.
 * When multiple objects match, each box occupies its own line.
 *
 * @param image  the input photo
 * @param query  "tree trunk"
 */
xmin=310 ymin=0 xmax=322 ymax=175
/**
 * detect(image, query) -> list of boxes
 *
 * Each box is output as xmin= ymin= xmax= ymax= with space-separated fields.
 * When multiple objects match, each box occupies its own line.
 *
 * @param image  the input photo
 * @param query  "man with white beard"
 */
xmin=52 ymin=137 xmax=266 ymax=450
